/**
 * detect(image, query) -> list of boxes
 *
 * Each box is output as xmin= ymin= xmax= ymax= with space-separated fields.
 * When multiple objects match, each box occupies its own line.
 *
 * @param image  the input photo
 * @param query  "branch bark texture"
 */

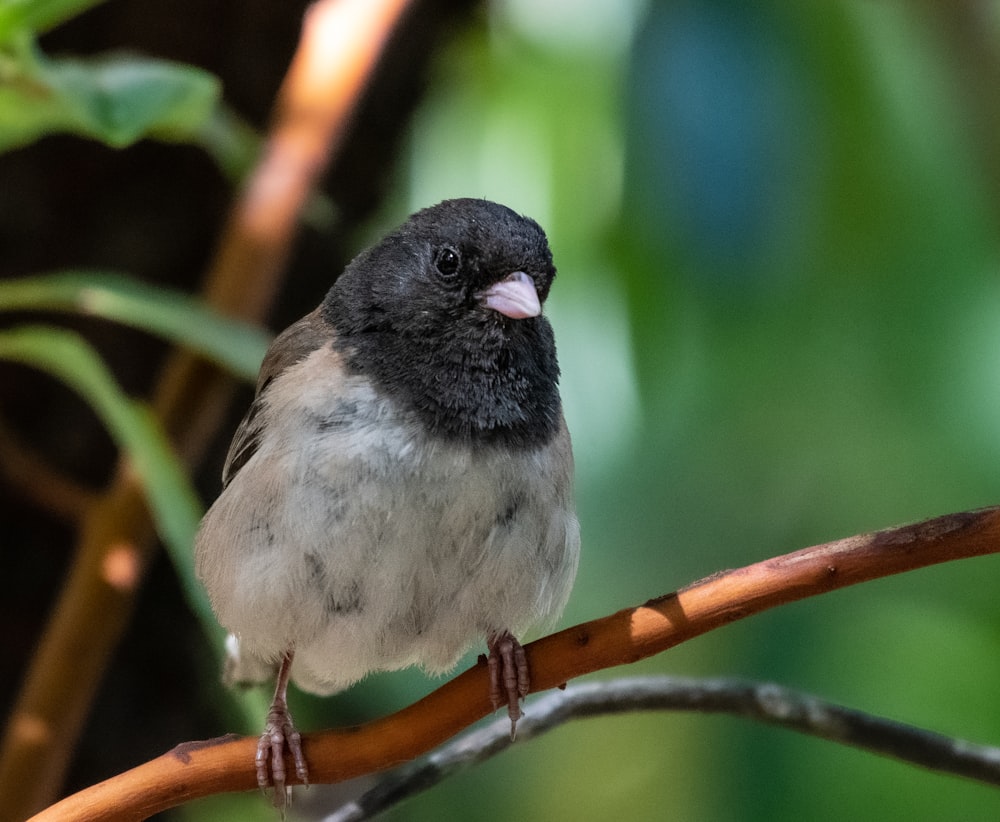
xmin=30 ymin=506 xmax=1000 ymax=821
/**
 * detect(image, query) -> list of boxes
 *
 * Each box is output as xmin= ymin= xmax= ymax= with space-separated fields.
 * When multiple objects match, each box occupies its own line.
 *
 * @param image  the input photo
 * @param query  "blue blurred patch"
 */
xmin=627 ymin=2 xmax=817 ymax=286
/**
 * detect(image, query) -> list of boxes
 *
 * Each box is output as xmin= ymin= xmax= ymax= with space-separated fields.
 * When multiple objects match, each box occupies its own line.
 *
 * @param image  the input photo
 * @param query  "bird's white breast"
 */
xmin=195 ymin=345 xmax=579 ymax=695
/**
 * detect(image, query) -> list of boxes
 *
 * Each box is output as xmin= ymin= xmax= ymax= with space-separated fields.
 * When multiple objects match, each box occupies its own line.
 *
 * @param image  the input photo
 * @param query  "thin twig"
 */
xmin=0 ymin=2 xmax=414 ymax=817
xmin=324 ymin=675 xmax=1000 ymax=821
xmin=28 ymin=506 xmax=1000 ymax=822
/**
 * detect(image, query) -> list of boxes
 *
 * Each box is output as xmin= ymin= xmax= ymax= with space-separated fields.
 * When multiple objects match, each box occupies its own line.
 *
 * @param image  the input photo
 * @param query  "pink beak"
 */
xmin=479 ymin=271 xmax=541 ymax=319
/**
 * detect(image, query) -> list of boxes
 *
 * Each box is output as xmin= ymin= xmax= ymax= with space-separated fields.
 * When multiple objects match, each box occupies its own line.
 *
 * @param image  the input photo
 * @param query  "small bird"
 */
xmin=195 ymin=198 xmax=580 ymax=805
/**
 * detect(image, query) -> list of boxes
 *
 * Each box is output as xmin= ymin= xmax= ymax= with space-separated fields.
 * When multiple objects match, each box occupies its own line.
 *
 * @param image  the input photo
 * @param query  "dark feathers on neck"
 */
xmin=320 ymin=199 xmax=562 ymax=448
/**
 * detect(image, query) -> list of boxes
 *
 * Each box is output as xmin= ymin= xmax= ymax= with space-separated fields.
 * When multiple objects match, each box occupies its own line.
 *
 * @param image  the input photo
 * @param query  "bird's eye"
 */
xmin=434 ymin=247 xmax=461 ymax=279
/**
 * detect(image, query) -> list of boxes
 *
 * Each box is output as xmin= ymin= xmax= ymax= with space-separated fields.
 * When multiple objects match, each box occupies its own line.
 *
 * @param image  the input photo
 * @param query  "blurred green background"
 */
xmin=331 ymin=2 xmax=1000 ymax=820
xmin=3 ymin=0 xmax=1000 ymax=820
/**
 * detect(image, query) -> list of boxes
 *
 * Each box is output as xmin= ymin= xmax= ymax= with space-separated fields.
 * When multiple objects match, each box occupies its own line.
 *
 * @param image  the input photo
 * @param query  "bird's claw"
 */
xmin=256 ymin=703 xmax=308 ymax=809
xmin=487 ymin=630 xmax=530 ymax=739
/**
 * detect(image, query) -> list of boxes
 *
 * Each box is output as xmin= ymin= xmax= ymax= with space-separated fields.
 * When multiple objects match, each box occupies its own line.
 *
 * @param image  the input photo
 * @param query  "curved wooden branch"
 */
xmin=30 ymin=506 xmax=1000 ymax=822
xmin=0 ymin=2 xmax=414 ymax=817
xmin=327 ymin=675 xmax=1000 ymax=821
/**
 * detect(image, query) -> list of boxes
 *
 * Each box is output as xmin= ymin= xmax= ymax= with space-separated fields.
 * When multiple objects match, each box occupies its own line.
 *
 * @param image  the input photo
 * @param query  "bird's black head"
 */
xmin=322 ymin=198 xmax=562 ymax=447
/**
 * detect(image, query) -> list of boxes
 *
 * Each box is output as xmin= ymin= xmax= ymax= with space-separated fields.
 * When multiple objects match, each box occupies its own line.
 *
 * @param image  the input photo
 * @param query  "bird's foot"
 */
xmin=487 ymin=630 xmax=530 ymax=739
xmin=256 ymin=700 xmax=308 ymax=809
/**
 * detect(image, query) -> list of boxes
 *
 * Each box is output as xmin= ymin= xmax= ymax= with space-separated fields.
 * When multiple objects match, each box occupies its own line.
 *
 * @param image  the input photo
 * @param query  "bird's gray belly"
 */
xmin=199 ymin=387 xmax=576 ymax=696
xmin=297 ymin=432 xmax=568 ymax=691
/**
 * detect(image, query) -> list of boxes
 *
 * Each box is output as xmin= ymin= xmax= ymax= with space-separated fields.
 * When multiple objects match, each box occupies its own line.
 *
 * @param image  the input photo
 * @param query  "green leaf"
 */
xmin=0 ymin=270 xmax=270 ymax=382
xmin=0 ymin=0 xmax=108 ymax=42
xmin=0 ymin=14 xmax=260 ymax=177
xmin=0 ymin=45 xmax=220 ymax=149
xmin=0 ymin=325 xmax=215 ymax=626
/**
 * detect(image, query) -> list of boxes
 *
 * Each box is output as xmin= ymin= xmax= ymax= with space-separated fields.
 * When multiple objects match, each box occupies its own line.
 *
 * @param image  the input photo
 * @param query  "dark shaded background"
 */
xmin=0 ymin=0 xmax=478 ymax=804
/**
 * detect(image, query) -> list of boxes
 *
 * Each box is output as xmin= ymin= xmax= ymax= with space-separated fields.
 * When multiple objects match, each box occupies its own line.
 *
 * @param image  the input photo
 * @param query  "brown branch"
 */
xmin=29 ymin=506 xmax=1000 ymax=822
xmin=327 ymin=675 xmax=1000 ymax=821
xmin=0 ymin=2 xmax=414 ymax=817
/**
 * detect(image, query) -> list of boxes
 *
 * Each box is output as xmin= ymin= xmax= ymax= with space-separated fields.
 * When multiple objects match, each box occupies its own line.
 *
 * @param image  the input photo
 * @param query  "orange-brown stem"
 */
xmin=30 ymin=506 xmax=1000 ymax=822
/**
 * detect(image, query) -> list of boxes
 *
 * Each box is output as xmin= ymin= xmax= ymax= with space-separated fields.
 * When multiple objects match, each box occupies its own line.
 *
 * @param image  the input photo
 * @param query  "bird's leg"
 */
xmin=256 ymin=650 xmax=308 ymax=808
xmin=486 ymin=630 xmax=530 ymax=738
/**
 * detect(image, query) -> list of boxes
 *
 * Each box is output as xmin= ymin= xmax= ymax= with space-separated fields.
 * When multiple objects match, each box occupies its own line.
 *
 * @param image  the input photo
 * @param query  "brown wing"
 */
xmin=221 ymin=308 xmax=332 ymax=487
